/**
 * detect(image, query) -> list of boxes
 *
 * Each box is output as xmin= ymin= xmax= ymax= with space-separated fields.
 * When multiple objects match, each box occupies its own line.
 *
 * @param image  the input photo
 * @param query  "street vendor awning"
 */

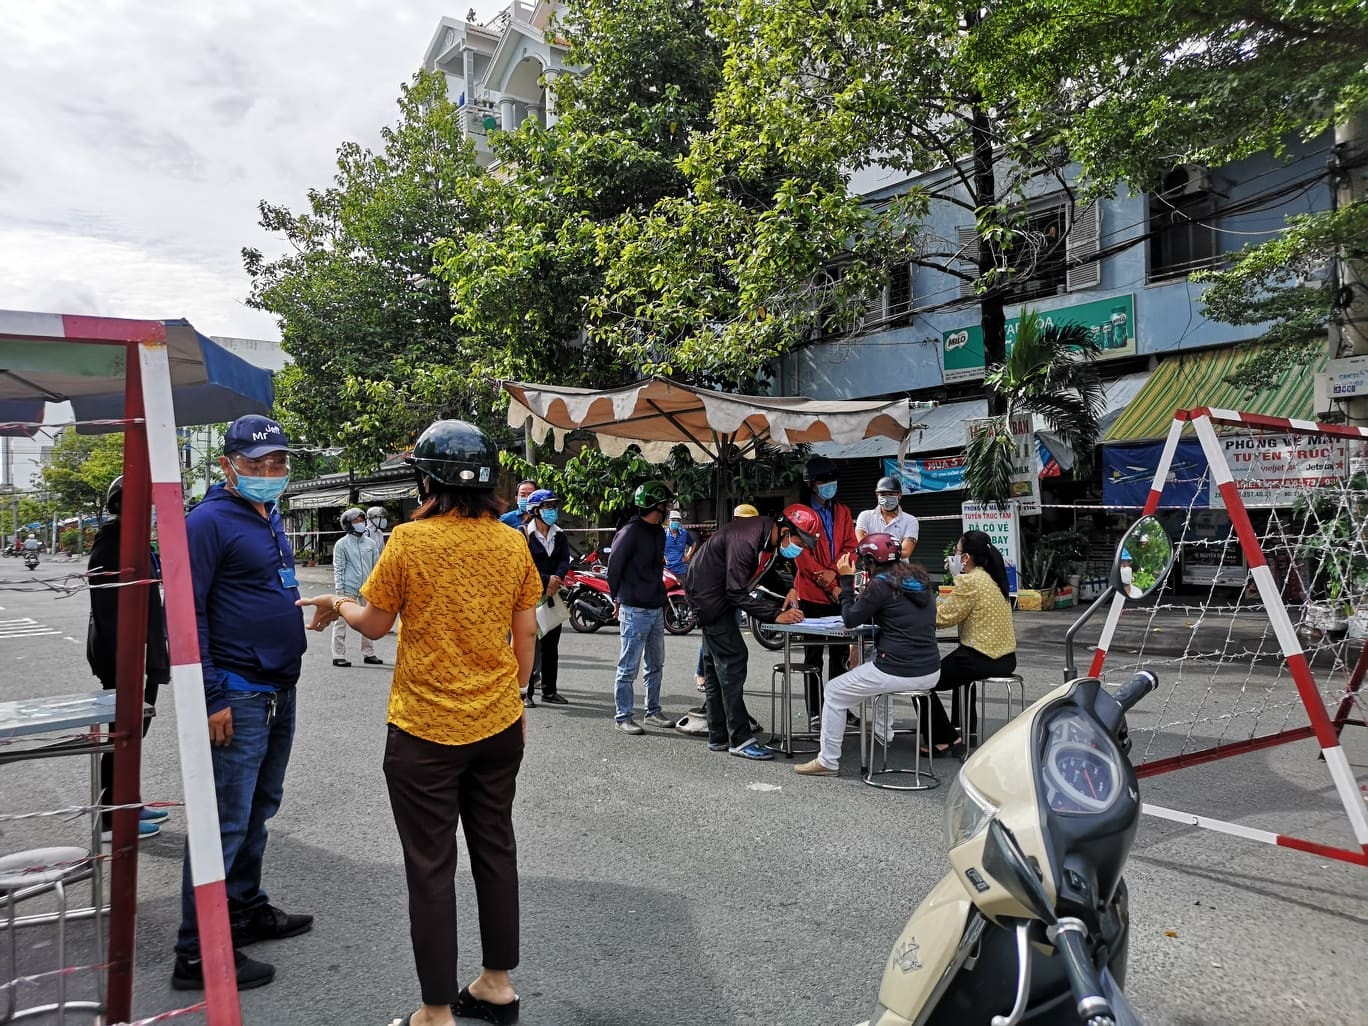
xmin=0 ymin=311 xmax=274 ymax=435
xmin=285 ymin=488 xmax=350 ymax=510
xmin=501 ymin=376 xmax=927 ymax=462
xmin=1104 ymin=344 xmax=1325 ymax=442
xmin=359 ymin=482 xmax=418 ymax=502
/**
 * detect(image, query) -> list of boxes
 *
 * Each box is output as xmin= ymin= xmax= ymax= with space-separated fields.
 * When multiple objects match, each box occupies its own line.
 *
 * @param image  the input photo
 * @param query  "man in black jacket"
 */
xmin=685 ymin=507 xmax=816 ymax=760
xmin=607 ymin=481 xmax=675 ymax=734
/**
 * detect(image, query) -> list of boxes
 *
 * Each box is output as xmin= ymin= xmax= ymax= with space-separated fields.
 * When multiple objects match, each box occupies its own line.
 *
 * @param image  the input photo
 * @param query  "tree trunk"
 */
xmin=971 ymin=97 xmax=1007 ymax=418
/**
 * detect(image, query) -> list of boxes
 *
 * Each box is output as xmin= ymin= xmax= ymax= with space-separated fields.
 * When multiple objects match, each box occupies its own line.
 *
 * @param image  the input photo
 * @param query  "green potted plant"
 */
xmin=1294 ymin=479 xmax=1368 ymax=636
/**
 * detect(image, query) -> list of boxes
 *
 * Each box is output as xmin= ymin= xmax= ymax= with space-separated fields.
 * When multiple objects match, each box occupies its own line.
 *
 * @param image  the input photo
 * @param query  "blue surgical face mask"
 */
xmin=540 ymin=509 xmax=559 ymax=526
xmin=669 ymin=521 xmax=681 ymax=532
xmin=517 ymin=496 xmax=530 ymax=512
xmin=779 ymin=540 xmax=804 ymax=559
xmin=815 ymin=481 xmax=838 ymax=501
xmin=231 ymin=468 xmax=288 ymax=505
xmin=351 ymin=522 xmax=367 ymax=534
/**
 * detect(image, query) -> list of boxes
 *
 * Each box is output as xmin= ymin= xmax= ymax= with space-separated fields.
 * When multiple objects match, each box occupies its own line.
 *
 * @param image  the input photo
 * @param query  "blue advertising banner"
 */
xmin=1102 ymin=440 xmax=1210 ymax=508
xmin=884 ymin=455 xmax=966 ymax=494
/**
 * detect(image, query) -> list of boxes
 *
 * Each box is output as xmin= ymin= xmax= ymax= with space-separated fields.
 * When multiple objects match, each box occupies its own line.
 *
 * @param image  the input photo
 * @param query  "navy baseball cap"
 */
xmin=224 ymin=415 xmax=290 ymax=459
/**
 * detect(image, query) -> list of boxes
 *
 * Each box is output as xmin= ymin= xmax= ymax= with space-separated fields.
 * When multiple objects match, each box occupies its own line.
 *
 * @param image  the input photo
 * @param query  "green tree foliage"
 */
xmin=38 ymin=431 xmax=125 ymax=520
xmin=243 ymin=71 xmax=496 ymax=469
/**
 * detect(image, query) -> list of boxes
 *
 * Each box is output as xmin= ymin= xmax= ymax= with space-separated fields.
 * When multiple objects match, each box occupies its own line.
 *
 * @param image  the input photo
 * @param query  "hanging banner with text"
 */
xmin=883 ymin=455 xmax=967 ymax=494
xmin=1212 ymin=433 xmax=1354 ymax=509
xmin=942 ymin=294 xmax=1137 ymax=384
xmin=961 ymin=501 xmax=1021 ymax=595
xmin=965 ymin=414 xmax=1041 ymax=515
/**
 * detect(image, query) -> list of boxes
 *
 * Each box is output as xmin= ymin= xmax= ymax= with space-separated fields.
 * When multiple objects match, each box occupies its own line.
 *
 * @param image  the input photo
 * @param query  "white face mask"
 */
xmin=947 ymin=554 xmax=965 ymax=576
xmin=877 ymin=494 xmax=900 ymax=512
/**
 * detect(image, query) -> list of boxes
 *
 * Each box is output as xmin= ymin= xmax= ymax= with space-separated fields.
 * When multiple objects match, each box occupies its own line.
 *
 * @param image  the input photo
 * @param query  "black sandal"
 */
xmin=454 ymin=986 xmax=519 ymax=1025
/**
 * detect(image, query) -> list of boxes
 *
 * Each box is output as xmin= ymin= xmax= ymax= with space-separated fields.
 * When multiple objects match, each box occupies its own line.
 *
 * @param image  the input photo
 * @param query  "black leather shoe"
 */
xmin=454 ymin=986 xmax=520 ymax=1024
xmin=541 ymin=692 xmax=569 ymax=705
xmin=363 ymin=655 xmax=384 ymax=665
xmin=233 ymin=904 xmax=314 ymax=947
xmin=171 ymin=949 xmax=274 ymax=991
xmin=332 ymin=658 xmax=351 ymax=668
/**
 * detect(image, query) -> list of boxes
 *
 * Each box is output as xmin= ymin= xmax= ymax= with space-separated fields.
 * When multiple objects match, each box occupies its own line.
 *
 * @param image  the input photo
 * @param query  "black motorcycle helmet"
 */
xmin=803 ymin=456 xmax=838 ymax=484
xmin=106 ymin=475 xmax=124 ymax=516
xmin=405 ymin=419 xmax=500 ymax=498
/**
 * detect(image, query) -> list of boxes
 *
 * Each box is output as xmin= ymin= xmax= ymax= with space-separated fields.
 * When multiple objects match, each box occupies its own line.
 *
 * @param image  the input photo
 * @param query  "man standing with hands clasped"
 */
xmin=172 ymin=414 xmax=312 ymax=992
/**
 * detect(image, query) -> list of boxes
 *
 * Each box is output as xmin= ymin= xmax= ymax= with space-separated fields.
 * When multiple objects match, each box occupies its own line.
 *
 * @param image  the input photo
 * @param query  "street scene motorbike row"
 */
xmin=562 ymin=545 xmax=697 ymax=635
xmin=861 ymin=516 xmax=1174 ymax=1026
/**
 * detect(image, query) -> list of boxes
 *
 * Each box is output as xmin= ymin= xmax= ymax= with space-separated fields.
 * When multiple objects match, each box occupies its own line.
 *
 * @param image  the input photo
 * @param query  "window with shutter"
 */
xmin=956 ymin=226 xmax=979 ymax=300
xmin=887 ymin=262 xmax=913 ymax=318
xmin=1066 ymin=202 xmax=1101 ymax=291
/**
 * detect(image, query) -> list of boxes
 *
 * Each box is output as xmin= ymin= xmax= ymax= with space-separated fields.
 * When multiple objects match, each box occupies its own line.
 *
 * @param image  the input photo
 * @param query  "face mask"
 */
xmin=378 ymin=518 xmax=387 ymax=529
xmin=541 ymin=509 xmax=559 ymax=526
xmin=779 ymin=539 xmax=804 ymax=559
xmin=231 ymin=469 xmax=289 ymax=505
xmin=517 ymin=497 xmax=529 ymax=512
xmin=669 ymin=521 xmax=681 ymax=532
xmin=947 ymin=554 xmax=964 ymax=576
xmin=877 ymin=494 xmax=900 ymax=512
xmin=351 ymin=522 xmax=367 ymax=534
xmin=815 ymin=482 xmax=838 ymax=502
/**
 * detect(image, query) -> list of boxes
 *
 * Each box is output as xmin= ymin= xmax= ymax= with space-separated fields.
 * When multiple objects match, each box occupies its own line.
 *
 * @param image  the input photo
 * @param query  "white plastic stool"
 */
xmin=957 ymin=674 xmax=1026 ymax=755
xmin=1 ymin=846 xmax=95 ymax=1024
xmin=861 ymin=692 xmax=938 ymax=791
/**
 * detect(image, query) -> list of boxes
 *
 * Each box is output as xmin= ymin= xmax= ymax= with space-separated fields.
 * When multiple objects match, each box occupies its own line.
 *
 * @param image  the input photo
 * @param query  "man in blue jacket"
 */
xmin=607 ymin=481 xmax=674 ymax=734
xmin=172 ymin=415 xmax=312 ymax=992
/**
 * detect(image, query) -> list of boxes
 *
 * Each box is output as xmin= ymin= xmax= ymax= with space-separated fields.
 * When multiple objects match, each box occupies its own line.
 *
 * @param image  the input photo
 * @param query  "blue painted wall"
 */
xmin=784 ymin=135 xmax=1333 ymax=400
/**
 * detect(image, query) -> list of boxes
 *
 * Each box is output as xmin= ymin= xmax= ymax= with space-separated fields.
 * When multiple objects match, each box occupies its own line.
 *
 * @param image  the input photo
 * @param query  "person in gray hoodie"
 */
xmin=795 ymin=532 xmax=941 ymax=776
xmin=332 ymin=507 xmax=382 ymax=668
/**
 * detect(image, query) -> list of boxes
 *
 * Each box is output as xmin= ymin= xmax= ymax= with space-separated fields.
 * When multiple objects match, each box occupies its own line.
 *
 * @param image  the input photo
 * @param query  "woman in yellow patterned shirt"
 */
xmin=298 ymin=420 xmax=538 ymax=1026
xmin=926 ymin=529 xmax=1017 ymax=757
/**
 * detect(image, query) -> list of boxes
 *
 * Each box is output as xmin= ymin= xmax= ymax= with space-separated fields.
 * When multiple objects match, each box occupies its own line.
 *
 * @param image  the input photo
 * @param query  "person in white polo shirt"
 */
xmin=855 ymin=476 xmax=919 ymax=559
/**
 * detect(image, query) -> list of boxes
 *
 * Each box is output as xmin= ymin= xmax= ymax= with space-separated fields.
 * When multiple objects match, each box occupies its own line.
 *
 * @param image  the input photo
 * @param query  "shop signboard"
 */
xmin=1212 ymin=433 xmax=1352 ymax=509
xmin=961 ymin=501 xmax=1020 ymax=595
xmin=965 ymin=415 xmax=1041 ymax=515
xmin=883 ymin=455 xmax=966 ymax=494
xmin=942 ymin=294 xmax=1137 ymax=384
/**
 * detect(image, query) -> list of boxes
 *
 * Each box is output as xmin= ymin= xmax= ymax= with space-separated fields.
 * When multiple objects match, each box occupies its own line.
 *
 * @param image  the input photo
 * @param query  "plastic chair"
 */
xmin=861 ymin=692 xmax=939 ymax=791
xmin=1 ymin=846 xmax=97 ymax=1024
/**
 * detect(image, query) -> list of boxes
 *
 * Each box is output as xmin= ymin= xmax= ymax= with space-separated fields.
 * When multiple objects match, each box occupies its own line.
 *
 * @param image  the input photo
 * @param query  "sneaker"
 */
xmin=615 ymin=719 xmax=645 ymax=735
xmin=729 ymin=740 xmax=776 ymax=761
xmin=541 ymin=692 xmax=569 ymax=705
xmin=101 ymin=820 xmax=160 ymax=843
xmin=706 ymin=741 xmax=728 ymax=752
xmin=140 ymin=806 xmax=169 ymax=824
xmin=795 ymin=758 xmax=838 ymax=776
xmin=847 ymin=711 xmax=862 ymax=727
xmin=363 ymin=655 xmax=384 ymax=665
xmin=232 ymin=904 xmax=314 ymax=947
xmin=172 ymin=949 xmax=274 ymax=991
xmin=642 ymin=712 xmax=674 ymax=728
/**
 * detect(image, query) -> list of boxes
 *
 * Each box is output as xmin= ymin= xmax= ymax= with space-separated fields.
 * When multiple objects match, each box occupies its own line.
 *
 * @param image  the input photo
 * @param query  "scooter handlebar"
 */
xmin=1050 ymin=920 xmax=1115 ymax=1026
xmin=1113 ymin=669 xmax=1158 ymax=714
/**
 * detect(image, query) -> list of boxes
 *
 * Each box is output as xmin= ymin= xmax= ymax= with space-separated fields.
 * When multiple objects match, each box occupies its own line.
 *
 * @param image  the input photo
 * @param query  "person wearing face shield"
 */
xmin=174 ymin=415 xmax=311 ymax=992
xmin=855 ymin=476 xmax=919 ymax=560
xmin=365 ymin=506 xmax=390 ymax=550
xmin=684 ymin=506 xmax=813 ymax=759
xmin=793 ymin=457 xmax=859 ymax=727
xmin=331 ymin=508 xmax=382 ymax=668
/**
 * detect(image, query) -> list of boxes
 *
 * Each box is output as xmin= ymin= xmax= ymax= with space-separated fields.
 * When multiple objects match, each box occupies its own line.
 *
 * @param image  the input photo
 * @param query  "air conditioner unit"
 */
xmin=1175 ymin=163 xmax=1212 ymax=196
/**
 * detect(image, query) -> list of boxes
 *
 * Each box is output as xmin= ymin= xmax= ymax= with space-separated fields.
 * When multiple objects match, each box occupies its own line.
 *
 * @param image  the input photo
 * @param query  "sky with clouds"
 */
xmin=0 ymin=0 xmax=506 ymax=341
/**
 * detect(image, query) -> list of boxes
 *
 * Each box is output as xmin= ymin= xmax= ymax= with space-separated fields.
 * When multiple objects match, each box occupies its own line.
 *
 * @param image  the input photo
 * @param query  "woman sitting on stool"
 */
xmin=927 ymin=529 xmax=1017 ymax=757
xmin=795 ymin=533 xmax=940 ymax=777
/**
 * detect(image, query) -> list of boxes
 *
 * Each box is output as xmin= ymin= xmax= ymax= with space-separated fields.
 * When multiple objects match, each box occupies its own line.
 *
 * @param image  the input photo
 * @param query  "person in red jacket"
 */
xmin=793 ymin=456 xmax=859 ymax=725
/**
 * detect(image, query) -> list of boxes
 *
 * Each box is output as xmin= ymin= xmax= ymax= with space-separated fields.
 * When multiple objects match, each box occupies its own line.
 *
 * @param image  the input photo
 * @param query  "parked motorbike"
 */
xmin=860 ymin=516 xmax=1177 ymax=1026
xmin=564 ymin=547 xmax=698 ymax=635
xmin=23 ymin=550 xmax=39 ymax=571
xmin=662 ymin=568 xmax=697 ymax=636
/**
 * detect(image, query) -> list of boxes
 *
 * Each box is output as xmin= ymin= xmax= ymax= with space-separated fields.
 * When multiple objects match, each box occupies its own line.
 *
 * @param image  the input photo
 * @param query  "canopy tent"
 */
xmin=501 ymin=376 xmax=928 ymax=463
xmin=0 ymin=311 xmax=273 ymax=435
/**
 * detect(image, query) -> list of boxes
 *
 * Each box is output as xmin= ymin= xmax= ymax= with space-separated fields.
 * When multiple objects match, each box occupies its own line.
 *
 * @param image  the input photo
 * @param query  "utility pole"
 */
xmin=1332 ymin=109 xmax=1368 ymax=424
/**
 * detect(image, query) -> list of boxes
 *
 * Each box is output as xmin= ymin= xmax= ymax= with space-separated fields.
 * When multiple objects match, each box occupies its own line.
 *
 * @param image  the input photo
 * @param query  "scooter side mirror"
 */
xmin=1111 ymin=515 xmax=1175 ymax=603
xmin=982 ymin=819 xmax=1056 ymax=925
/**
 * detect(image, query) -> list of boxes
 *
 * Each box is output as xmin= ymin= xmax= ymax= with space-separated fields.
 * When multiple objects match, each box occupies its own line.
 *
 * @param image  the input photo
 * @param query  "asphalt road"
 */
xmin=1 ymin=560 xmax=1364 ymax=1026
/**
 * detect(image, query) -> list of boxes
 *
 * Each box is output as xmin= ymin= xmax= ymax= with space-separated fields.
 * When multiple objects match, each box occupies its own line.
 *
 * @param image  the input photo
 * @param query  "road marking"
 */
xmin=0 ymin=617 xmax=63 ymax=639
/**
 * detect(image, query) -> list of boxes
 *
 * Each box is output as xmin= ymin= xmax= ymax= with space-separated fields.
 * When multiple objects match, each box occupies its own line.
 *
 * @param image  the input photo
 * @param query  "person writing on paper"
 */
xmin=795 ymin=533 xmax=939 ymax=777
xmin=927 ymin=529 xmax=1017 ymax=757
xmin=296 ymin=419 xmax=539 ymax=1026
xmin=524 ymin=488 xmax=570 ymax=705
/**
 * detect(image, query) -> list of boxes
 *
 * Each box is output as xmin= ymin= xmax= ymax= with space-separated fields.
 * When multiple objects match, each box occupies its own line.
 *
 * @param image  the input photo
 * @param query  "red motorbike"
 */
xmin=563 ymin=547 xmax=697 ymax=635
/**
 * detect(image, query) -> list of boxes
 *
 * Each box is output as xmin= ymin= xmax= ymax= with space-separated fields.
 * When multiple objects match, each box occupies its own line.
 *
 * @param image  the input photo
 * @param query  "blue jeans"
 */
xmin=614 ymin=605 xmax=664 ymax=721
xmin=176 ymin=686 xmax=296 ymax=957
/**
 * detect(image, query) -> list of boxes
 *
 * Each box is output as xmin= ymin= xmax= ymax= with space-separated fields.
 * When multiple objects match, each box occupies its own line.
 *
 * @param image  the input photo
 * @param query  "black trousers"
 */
xmin=533 ymin=625 xmax=562 ymax=697
xmin=700 ymin=615 xmax=755 ymax=749
xmin=799 ymin=598 xmax=849 ymax=717
xmin=383 ymin=719 xmax=524 ymax=1005
xmin=925 ymin=646 xmax=1018 ymax=743
xmin=97 ymin=674 xmax=161 ymax=829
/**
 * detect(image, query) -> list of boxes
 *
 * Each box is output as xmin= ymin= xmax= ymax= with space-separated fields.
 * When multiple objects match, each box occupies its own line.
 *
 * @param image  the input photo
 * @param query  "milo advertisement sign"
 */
xmin=941 ymin=295 xmax=1136 ymax=383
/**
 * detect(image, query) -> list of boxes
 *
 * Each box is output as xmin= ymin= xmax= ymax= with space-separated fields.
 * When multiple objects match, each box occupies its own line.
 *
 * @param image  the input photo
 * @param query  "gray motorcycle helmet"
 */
xmin=339 ymin=506 xmax=366 ymax=530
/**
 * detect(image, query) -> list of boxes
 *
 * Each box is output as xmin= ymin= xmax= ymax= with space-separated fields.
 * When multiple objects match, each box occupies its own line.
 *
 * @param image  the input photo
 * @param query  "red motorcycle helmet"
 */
xmin=856 ymin=532 xmax=900 ymax=565
xmin=777 ymin=504 xmax=820 ymax=548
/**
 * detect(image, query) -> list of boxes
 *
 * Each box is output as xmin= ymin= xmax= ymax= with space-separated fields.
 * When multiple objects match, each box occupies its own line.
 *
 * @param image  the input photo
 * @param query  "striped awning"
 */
xmin=1104 ymin=343 xmax=1327 ymax=442
xmin=359 ymin=482 xmax=418 ymax=502
xmin=285 ymin=488 xmax=350 ymax=510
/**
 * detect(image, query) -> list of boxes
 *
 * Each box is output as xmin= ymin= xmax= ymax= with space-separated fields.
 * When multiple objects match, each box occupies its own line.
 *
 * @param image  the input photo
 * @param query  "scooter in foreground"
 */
xmin=861 ymin=515 xmax=1177 ymax=1026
